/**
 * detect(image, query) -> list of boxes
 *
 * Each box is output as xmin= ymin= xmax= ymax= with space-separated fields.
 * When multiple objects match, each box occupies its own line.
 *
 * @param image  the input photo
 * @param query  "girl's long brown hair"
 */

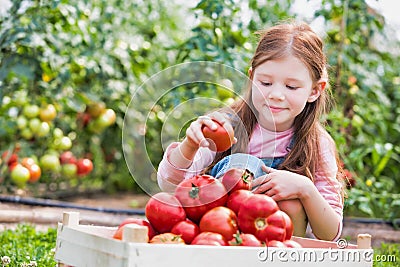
xmin=206 ymin=21 xmax=345 ymax=191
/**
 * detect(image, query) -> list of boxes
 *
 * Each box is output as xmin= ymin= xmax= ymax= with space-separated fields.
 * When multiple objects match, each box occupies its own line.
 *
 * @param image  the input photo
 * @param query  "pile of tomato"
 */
xmin=113 ymin=168 xmax=302 ymax=248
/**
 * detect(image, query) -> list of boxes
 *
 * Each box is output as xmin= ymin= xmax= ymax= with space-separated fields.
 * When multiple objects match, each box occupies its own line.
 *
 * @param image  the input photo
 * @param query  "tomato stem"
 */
xmin=255 ymin=218 xmax=267 ymax=230
xmin=243 ymin=169 xmax=253 ymax=184
xmin=189 ymin=183 xmax=199 ymax=199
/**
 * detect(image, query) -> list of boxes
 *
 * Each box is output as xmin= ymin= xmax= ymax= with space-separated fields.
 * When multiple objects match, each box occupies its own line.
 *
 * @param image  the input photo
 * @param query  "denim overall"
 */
xmin=209 ymin=138 xmax=294 ymax=179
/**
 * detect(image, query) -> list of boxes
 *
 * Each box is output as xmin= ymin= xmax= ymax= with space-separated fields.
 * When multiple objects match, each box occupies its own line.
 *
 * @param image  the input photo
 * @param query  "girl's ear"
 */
xmin=248 ymin=67 xmax=253 ymax=78
xmin=307 ymin=79 xmax=326 ymax=103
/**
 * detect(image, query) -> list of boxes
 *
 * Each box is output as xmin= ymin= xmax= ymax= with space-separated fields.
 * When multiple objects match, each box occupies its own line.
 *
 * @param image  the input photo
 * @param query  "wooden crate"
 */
xmin=55 ymin=212 xmax=374 ymax=267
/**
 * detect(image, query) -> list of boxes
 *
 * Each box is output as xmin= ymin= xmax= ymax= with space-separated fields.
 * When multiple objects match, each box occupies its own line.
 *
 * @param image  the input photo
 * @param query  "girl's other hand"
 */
xmin=251 ymin=165 xmax=312 ymax=202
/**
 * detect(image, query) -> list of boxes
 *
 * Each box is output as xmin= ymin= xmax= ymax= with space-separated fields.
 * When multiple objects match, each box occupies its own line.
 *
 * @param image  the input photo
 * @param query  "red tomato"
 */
xmin=280 ymin=210 xmax=294 ymax=240
xmin=150 ymin=233 xmax=185 ymax=244
xmin=76 ymin=158 xmax=93 ymax=176
xmin=221 ymin=168 xmax=253 ymax=193
xmin=77 ymin=112 xmax=91 ymax=127
xmin=201 ymin=119 xmax=234 ymax=152
xmin=191 ymin=232 xmax=228 ymax=246
xmin=113 ymin=218 xmax=157 ymax=240
xmin=174 ymin=174 xmax=228 ymax=223
xmin=267 ymin=240 xmax=287 ymax=248
xmin=199 ymin=206 xmax=238 ymax=241
xmin=283 ymin=240 xmax=303 ymax=248
xmin=2 ymin=151 xmax=18 ymax=166
xmin=145 ymin=192 xmax=186 ymax=233
xmin=59 ymin=151 xmax=77 ymax=165
xmin=226 ymin=189 xmax=253 ymax=215
xmin=171 ymin=220 xmax=200 ymax=244
xmin=229 ymin=232 xmax=263 ymax=247
xmin=237 ymin=194 xmax=287 ymax=242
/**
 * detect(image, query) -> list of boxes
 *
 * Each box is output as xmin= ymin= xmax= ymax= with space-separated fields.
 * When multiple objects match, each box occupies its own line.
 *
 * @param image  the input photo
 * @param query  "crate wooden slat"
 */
xmin=55 ymin=212 xmax=373 ymax=267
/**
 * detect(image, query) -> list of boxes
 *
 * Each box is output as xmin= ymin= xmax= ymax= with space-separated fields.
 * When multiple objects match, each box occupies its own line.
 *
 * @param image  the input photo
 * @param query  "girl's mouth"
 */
xmin=268 ymin=106 xmax=286 ymax=113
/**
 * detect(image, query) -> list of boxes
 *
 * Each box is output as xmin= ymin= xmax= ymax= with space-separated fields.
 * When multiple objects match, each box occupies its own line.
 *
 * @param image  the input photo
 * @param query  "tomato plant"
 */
xmin=199 ymin=206 xmax=238 ymax=241
xmin=221 ymin=168 xmax=253 ymax=193
xmin=201 ymin=119 xmax=234 ymax=152
xmin=174 ymin=174 xmax=228 ymax=223
xmin=145 ymin=192 xmax=186 ymax=233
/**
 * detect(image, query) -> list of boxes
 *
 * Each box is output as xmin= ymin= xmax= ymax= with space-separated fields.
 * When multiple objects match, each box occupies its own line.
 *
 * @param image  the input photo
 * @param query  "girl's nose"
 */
xmin=268 ymin=86 xmax=285 ymax=101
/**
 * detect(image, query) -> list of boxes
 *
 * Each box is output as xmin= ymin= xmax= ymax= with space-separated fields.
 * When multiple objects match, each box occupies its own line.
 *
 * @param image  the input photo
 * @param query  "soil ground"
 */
xmin=0 ymin=192 xmax=399 ymax=248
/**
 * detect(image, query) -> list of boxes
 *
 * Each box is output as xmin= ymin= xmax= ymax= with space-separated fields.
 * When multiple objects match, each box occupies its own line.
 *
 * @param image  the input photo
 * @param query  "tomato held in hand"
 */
xmin=229 ymin=232 xmax=262 ymax=247
xmin=145 ymin=192 xmax=186 ymax=233
xmin=171 ymin=220 xmax=200 ymax=244
xmin=199 ymin=206 xmax=238 ymax=241
xmin=175 ymin=174 xmax=228 ymax=223
xmin=113 ymin=218 xmax=157 ymax=240
xmin=191 ymin=232 xmax=228 ymax=246
xmin=150 ymin=233 xmax=185 ymax=244
xmin=238 ymin=194 xmax=287 ymax=242
xmin=221 ymin=168 xmax=253 ymax=193
xmin=226 ymin=189 xmax=253 ymax=215
xmin=201 ymin=119 xmax=234 ymax=152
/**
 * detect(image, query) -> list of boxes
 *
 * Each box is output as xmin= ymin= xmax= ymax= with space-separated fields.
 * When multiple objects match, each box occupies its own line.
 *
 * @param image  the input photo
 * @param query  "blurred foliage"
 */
xmin=0 ymin=0 xmax=399 ymax=220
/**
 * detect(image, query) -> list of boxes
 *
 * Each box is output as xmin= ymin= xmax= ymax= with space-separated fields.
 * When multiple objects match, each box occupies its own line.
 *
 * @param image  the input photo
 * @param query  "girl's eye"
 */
xmin=286 ymin=85 xmax=299 ymax=90
xmin=260 ymin=81 xmax=271 ymax=86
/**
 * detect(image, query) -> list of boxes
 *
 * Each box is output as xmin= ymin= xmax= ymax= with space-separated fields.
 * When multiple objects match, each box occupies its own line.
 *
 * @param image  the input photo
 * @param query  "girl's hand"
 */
xmin=184 ymin=112 xmax=236 ymax=150
xmin=251 ymin=165 xmax=313 ymax=201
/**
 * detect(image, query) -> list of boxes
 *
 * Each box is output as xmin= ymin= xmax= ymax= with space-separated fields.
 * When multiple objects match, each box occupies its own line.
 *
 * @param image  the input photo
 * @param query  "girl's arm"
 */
xmin=298 ymin=177 xmax=342 ymax=241
xmin=157 ymin=141 xmax=215 ymax=192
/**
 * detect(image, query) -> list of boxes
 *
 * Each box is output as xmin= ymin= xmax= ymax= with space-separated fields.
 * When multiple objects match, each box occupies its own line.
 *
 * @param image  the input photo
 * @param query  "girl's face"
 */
xmin=251 ymin=56 xmax=321 ymax=132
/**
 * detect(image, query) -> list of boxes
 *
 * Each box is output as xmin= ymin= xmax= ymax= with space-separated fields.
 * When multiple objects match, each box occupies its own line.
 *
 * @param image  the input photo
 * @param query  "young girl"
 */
xmin=157 ymin=21 xmax=344 ymax=241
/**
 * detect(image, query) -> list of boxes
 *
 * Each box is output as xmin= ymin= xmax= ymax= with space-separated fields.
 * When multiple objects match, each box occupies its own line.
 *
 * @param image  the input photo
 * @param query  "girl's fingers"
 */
xmin=198 ymin=115 xmax=217 ymax=130
xmin=186 ymin=124 xmax=208 ymax=147
xmin=261 ymin=165 xmax=276 ymax=174
xmin=251 ymin=174 xmax=271 ymax=189
xmin=252 ymin=181 xmax=273 ymax=194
